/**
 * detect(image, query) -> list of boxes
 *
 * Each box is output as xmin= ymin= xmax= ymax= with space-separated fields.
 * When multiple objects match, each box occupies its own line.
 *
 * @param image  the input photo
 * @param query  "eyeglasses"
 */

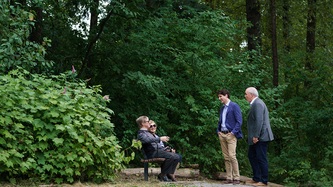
xmin=150 ymin=124 xmax=156 ymax=128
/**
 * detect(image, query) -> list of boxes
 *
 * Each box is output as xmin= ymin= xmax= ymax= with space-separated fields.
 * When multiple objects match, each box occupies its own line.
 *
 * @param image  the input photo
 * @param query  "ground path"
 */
xmin=122 ymin=168 xmax=285 ymax=187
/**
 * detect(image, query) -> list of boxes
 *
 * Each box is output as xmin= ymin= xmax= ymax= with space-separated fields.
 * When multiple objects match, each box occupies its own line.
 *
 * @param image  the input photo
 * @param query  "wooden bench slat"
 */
xmin=140 ymin=158 xmax=166 ymax=163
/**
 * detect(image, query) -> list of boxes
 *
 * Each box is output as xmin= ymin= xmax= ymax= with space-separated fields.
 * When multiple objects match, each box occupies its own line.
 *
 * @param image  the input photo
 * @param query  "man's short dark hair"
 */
xmin=217 ymin=89 xmax=230 ymax=98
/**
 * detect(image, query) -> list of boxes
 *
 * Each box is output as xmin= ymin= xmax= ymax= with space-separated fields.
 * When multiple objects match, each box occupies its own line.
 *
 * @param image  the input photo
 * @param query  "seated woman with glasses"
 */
xmin=148 ymin=120 xmax=182 ymax=181
xmin=136 ymin=116 xmax=180 ymax=182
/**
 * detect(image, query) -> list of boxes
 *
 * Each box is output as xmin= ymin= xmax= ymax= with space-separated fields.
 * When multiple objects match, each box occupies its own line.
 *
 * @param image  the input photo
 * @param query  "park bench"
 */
xmin=140 ymin=150 xmax=165 ymax=181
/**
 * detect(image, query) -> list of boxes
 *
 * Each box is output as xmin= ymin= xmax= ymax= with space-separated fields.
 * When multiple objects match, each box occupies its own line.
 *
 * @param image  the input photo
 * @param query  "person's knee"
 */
xmin=173 ymin=156 xmax=180 ymax=162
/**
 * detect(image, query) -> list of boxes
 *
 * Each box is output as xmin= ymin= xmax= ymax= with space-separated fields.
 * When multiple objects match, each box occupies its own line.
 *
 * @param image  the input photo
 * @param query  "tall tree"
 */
xmin=29 ymin=5 xmax=43 ymax=44
xmin=89 ymin=0 xmax=99 ymax=36
xmin=282 ymin=0 xmax=291 ymax=53
xmin=79 ymin=0 xmax=100 ymax=79
xmin=270 ymin=0 xmax=278 ymax=86
xmin=281 ymin=0 xmax=291 ymax=86
xmin=77 ymin=1 xmax=131 ymax=80
xmin=305 ymin=0 xmax=316 ymax=86
xmin=246 ymin=0 xmax=261 ymax=52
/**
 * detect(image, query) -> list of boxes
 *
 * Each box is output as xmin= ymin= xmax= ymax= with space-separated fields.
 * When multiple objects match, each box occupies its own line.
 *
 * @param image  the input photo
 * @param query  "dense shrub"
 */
xmin=0 ymin=69 xmax=134 ymax=184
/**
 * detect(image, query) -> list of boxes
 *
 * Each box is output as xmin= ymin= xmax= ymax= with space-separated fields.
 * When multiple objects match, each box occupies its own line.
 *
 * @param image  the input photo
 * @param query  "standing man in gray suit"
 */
xmin=244 ymin=87 xmax=274 ymax=187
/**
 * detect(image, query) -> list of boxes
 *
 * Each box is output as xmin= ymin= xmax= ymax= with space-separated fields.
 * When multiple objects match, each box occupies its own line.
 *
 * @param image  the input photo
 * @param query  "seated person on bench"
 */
xmin=136 ymin=116 xmax=180 ymax=182
xmin=148 ymin=120 xmax=182 ymax=181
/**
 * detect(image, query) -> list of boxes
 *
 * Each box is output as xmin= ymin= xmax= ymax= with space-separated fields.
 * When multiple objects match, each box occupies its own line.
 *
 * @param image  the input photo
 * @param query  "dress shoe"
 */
xmin=158 ymin=173 xmax=171 ymax=182
xmin=233 ymin=180 xmax=241 ymax=185
xmin=223 ymin=179 xmax=233 ymax=185
xmin=167 ymin=174 xmax=177 ymax=182
xmin=246 ymin=179 xmax=258 ymax=184
xmin=252 ymin=182 xmax=268 ymax=186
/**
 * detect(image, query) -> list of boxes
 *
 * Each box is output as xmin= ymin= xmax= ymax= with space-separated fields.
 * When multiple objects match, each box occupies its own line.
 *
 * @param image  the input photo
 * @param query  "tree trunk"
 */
xmin=79 ymin=0 xmax=115 ymax=80
xmin=89 ymin=0 xmax=99 ymax=36
xmin=305 ymin=0 xmax=316 ymax=87
xmin=270 ymin=0 xmax=278 ymax=87
xmin=79 ymin=0 xmax=100 ymax=80
xmin=282 ymin=0 xmax=290 ymax=53
xmin=246 ymin=0 xmax=261 ymax=52
xmin=305 ymin=0 xmax=316 ymax=70
xmin=282 ymin=0 xmax=291 ymax=85
xmin=29 ymin=6 xmax=43 ymax=44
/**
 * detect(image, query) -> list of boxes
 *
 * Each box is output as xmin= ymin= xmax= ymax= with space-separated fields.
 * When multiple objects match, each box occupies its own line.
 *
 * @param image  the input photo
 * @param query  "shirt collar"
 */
xmin=250 ymin=97 xmax=258 ymax=105
xmin=225 ymin=100 xmax=230 ymax=107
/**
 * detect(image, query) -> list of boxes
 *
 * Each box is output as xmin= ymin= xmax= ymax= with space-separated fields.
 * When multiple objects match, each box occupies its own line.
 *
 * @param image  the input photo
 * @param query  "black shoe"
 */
xmin=167 ymin=174 xmax=177 ymax=182
xmin=158 ymin=173 xmax=171 ymax=182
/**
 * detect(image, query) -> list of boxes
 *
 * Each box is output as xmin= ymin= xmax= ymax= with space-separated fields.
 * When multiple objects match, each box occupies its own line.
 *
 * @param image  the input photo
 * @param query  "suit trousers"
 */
xmin=155 ymin=149 xmax=180 ymax=174
xmin=248 ymin=141 xmax=269 ymax=184
xmin=218 ymin=133 xmax=240 ymax=180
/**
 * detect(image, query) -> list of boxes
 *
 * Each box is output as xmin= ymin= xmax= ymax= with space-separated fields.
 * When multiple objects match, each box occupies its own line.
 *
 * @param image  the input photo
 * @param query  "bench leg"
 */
xmin=144 ymin=162 xmax=148 ymax=181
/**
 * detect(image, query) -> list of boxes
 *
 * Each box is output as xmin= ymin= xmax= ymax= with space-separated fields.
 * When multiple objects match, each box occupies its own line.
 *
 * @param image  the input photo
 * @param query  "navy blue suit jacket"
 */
xmin=217 ymin=101 xmax=243 ymax=139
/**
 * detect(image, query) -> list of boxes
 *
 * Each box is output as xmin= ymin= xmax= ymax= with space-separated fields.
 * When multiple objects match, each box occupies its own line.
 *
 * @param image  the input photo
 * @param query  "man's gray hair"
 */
xmin=247 ymin=87 xmax=259 ymax=97
xmin=136 ymin=116 xmax=148 ymax=128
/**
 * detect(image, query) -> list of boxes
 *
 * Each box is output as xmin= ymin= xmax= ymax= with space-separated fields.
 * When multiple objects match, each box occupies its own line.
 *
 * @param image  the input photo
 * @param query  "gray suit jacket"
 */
xmin=137 ymin=129 xmax=164 ymax=158
xmin=247 ymin=98 xmax=274 ymax=145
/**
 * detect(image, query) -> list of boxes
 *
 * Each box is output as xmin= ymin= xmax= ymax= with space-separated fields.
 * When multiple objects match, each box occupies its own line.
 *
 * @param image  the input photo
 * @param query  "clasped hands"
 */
xmin=160 ymin=136 xmax=176 ymax=152
xmin=160 ymin=136 xmax=170 ymax=142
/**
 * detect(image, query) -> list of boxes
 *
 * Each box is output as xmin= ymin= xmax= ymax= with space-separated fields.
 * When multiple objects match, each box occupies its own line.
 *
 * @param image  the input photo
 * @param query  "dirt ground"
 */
xmin=0 ymin=167 xmax=285 ymax=187
xmin=119 ymin=167 xmax=285 ymax=187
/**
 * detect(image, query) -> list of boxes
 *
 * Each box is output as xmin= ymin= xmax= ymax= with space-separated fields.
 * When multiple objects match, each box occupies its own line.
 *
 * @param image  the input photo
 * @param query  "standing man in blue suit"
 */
xmin=216 ymin=89 xmax=243 ymax=185
xmin=245 ymin=87 xmax=274 ymax=187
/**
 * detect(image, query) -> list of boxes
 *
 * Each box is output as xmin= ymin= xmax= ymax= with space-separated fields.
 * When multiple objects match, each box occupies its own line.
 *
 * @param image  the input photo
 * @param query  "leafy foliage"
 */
xmin=0 ymin=2 xmax=53 ymax=74
xmin=1 ymin=0 xmax=333 ymax=186
xmin=0 ymin=69 xmax=134 ymax=183
xmin=92 ymin=0 xmax=258 ymax=176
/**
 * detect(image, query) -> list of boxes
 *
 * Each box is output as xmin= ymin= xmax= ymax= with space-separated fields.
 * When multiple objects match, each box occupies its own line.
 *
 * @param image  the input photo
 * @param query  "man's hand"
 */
xmin=252 ymin=137 xmax=259 ymax=144
xmin=160 ymin=136 xmax=170 ymax=142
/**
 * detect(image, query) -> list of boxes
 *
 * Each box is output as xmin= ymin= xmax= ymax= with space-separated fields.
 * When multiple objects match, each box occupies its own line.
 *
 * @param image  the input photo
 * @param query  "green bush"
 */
xmin=0 ymin=3 xmax=53 ymax=74
xmin=0 ymin=69 xmax=133 ymax=184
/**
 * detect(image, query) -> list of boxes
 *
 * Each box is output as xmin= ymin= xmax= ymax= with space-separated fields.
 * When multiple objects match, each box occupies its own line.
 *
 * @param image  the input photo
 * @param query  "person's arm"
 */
xmin=138 ymin=131 xmax=170 ymax=144
xmin=216 ymin=107 xmax=222 ymax=134
xmin=138 ymin=130 xmax=159 ymax=143
xmin=231 ymin=103 xmax=242 ymax=135
xmin=252 ymin=101 xmax=265 ymax=138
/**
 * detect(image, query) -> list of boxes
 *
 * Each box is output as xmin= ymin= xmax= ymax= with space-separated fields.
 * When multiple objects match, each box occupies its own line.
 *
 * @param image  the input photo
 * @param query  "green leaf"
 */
xmin=43 ymin=164 xmax=53 ymax=171
xmin=2 ymin=130 xmax=16 ymax=140
xmin=55 ymin=124 xmax=65 ymax=131
xmin=0 ymin=151 xmax=10 ymax=162
xmin=55 ymin=178 xmax=63 ymax=184
xmin=6 ymin=160 xmax=13 ymax=168
xmin=77 ymin=136 xmax=84 ymax=143
xmin=33 ymin=119 xmax=45 ymax=130
xmin=65 ymin=167 xmax=73 ymax=175
xmin=53 ymin=138 xmax=64 ymax=146
xmin=0 ymin=137 xmax=6 ymax=145
xmin=66 ymin=153 xmax=77 ymax=162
